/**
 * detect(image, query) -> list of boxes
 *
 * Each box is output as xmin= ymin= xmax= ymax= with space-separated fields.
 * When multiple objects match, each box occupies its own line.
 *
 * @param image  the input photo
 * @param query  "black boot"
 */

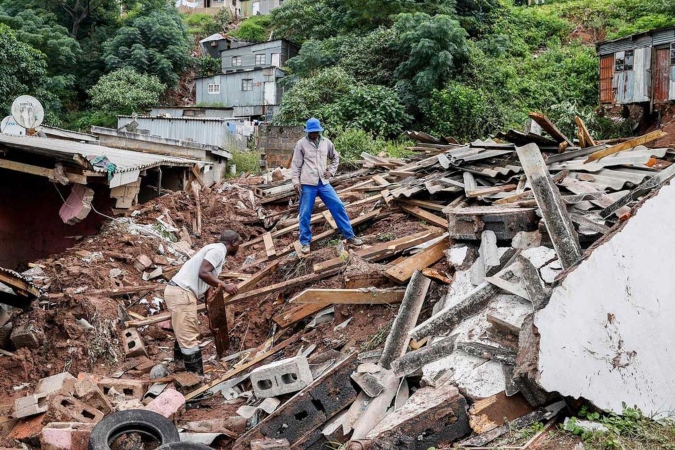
xmin=173 ymin=341 xmax=184 ymax=368
xmin=183 ymin=349 xmax=204 ymax=376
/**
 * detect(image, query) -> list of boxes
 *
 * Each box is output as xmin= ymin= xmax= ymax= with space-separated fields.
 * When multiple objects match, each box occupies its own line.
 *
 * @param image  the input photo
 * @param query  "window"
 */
xmin=242 ymin=79 xmax=253 ymax=91
xmin=624 ymin=50 xmax=634 ymax=71
xmin=232 ymin=56 xmax=242 ymax=67
xmin=614 ymin=51 xmax=625 ymax=72
xmin=208 ymin=83 xmax=220 ymax=94
xmin=671 ymin=42 xmax=675 ymax=65
xmin=255 ymin=54 xmax=266 ymax=65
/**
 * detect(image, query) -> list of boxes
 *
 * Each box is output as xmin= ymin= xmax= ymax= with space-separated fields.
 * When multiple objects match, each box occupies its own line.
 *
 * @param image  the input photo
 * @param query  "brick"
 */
xmin=40 ymin=422 xmax=95 ymax=450
xmin=74 ymin=376 xmax=113 ymax=415
xmin=122 ymin=328 xmax=147 ymax=358
xmin=133 ymin=254 xmax=154 ymax=271
xmin=10 ymin=323 xmax=44 ymax=349
xmin=97 ymin=378 xmax=147 ymax=400
xmin=14 ymin=393 xmax=50 ymax=418
xmin=364 ymin=384 xmax=471 ymax=449
xmin=35 ymin=373 xmax=76 ymax=396
xmin=251 ymin=438 xmax=291 ymax=450
xmin=45 ymin=395 xmax=104 ymax=424
xmin=8 ymin=413 xmax=45 ymax=444
xmin=144 ymin=388 xmax=186 ymax=419
xmin=250 ymin=356 xmax=313 ymax=398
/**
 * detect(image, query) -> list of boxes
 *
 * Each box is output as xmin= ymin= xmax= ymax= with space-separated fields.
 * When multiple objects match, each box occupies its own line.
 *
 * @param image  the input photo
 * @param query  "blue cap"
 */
xmin=304 ymin=118 xmax=324 ymax=133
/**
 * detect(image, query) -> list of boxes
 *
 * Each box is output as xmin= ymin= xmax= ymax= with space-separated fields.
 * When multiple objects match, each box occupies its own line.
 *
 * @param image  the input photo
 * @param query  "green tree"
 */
xmin=270 ymin=0 xmax=343 ymax=43
xmin=338 ymin=27 xmax=402 ymax=86
xmin=231 ymin=15 xmax=272 ymax=43
xmin=332 ymin=85 xmax=411 ymax=137
xmin=88 ymin=68 xmax=165 ymax=114
xmin=102 ymin=7 xmax=191 ymax=87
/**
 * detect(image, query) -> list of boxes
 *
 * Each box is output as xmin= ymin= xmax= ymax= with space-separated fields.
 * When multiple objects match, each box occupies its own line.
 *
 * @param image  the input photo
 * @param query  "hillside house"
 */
xmin=597 ymin=27 xmax=675 ymax=105
xmin=177 ymin=0 xmax=282 ymax=18
xmin=196 ymin=39 xmax=299 ymax=119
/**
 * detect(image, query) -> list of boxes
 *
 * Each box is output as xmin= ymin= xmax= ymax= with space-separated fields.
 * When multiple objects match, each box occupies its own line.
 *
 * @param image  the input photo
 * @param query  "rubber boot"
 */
xmin=183 ymin=349 xmax=204 ymax=376
xmin=173 ymin=341 xmax=184 ymax=368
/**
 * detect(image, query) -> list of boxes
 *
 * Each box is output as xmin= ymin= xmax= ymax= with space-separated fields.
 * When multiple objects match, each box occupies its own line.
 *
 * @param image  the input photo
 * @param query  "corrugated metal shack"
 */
xmin=597 ymin=26 xmax=675 ymax=105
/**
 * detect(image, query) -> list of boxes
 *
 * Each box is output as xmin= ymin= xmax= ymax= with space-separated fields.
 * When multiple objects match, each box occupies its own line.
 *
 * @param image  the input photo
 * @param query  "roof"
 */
xmin=118 ymin=115 xmax=228 ymax=122
xmin=195 ymin=66 xmax=286 ymax=80
xmin=0 ymin=134 xmax=200 ymax=176
xmin=200 ymin=33 xmax=227 ymax=43
xmin=39 ymin=125 xmax=98 ymax=143
xmin=596 ymin=25 xmax=675 ymax=47
xmin=218 ymin=38 xmax=297 ymax=52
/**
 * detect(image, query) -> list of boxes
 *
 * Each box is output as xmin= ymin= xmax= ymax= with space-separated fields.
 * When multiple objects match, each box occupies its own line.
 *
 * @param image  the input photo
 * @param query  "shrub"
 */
xmin=231 ymin=15 xmax=272 ymax=43
xmin=88 ymin=68 xmax=165 ymax=114
xmin=228 ymin=149 xmax=260 ymax=177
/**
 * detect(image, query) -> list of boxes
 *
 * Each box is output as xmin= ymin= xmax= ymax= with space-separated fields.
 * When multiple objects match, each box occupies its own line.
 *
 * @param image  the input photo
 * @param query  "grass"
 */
xmin=228 ymin=149 xmax=260 ymax=177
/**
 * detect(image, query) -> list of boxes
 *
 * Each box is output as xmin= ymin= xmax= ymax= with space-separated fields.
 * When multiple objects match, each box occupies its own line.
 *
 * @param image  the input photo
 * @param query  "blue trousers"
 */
xmin=299 ymin=182 xmax=355 ymax=245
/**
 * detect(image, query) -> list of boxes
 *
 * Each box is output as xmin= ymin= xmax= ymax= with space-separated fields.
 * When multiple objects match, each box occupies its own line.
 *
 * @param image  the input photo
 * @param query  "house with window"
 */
xmin=177 ymin=0 xmax=282 ymax=19
xmin=597 ymin=27 xmax=675 ymax=105
xmin=195 ymin=39 xmax=298 ymax=119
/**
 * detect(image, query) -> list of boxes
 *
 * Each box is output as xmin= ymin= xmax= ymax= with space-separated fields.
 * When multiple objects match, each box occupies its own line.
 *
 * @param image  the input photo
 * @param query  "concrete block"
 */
xmin=97 ymin=378 xmax=147 ymax=400
xmin=122 ymin=328 xmax=147 ymax=358
xmin=144 ymin=388 xmax=185 ymax=419
xmin=260 ymin=395 xmax=326 ymax=443
xmin=365 ymin=383 xmax=471 ymax=449
xmin=45 ymin=394 xmax=104 ymax=424
xmin=40 ymin=422 xmax=95 ymax=450
xmin=251 ymin=438 xmax=291 ymax=450
xmin=10 ymin=323 xmax=43 ymax=349
xmin=35 ymin=372 xmax=76 ymax=396
xmin=250 ymin=356 xmax=313 ymax=398
xmin=74 ymin=376 xmax=113 ymax=415
xmin=14 ymin=393 xmax=49 ymax=418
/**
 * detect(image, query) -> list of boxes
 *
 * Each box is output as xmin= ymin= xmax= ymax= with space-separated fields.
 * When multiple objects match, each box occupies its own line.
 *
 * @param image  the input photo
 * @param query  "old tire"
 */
xmin=88 ymin=409 xmax=180 ymax=450
xmin=157 ymin=443 xmax=214 ymax=449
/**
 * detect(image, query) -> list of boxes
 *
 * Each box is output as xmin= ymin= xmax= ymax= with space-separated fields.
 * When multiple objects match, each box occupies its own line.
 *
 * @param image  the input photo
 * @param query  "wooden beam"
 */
xmin=322 ymin=210 xmax=337 ymax=229
xmin=290 ymin=289 xmax=405 ymax=306
xmin=0 ymin=159 xmax=88 ymax=184
xmin=185 ymin=333 xmax=301 ymax=401
xmin=528 ymin=112 xmax=573 ymax=146
xmin=191 ymin=165 xmax=206 ymax=188
xmin=575 ymin=116 xmax=596 ymax=148
xmin=262 ymin=233 xmax=276 ymax=259
xmin=191 ymin=182 xmax=202 ymax=236
xmin=399 ymin=205 xmax=448 ymax=229
xmin=397 ymin=198 xmax=446 ymax=212
xmin=466 ymin=184 xmax=517 ymax=198
xmin=272 ymin=303 xmax=327 ymax=328
xmin=293 ymin=241 xmax=307 ymax=259
xmin=49 ymin=284 xmax=161 ymax=300
xmin=585 ymin=130 xmax=668 ymax=163
xmin=372 ymin=175 xmax=390 ymax=186
xmin=384 ymin=237 xmax=450 ymax=284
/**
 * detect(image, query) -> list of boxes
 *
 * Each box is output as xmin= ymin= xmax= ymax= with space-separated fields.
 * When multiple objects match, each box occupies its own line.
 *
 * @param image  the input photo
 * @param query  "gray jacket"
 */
xmin=291 ymin=136 xmax=340 ymax=186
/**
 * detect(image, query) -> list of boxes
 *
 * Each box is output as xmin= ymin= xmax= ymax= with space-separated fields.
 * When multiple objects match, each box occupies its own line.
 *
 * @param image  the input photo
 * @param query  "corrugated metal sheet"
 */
xmin=118 ymin=116 xmax=228 ymax=147
xmin=0 ymin=135 xmax=199 ymax=187
xmin=653 ymin=28 xmax=675 ymax=46
xmin=633 ymin=47 xmax=651 ymax=102
xmin=655 ymin=47 xmax=670 ymax=101
xmin=614 ymin=69 xmax=633 ymax=104
xmin=670 ymin=65 xmax=675 ymax=100
xmin=571 ymin=168 xmax=653 ymax=191
xmin=598 ymin=40 xmax=650 ymax=56
xmin=548 ymin=147 xmax=668 ymax=172
xmin=600 ymin=55 xmax=614 ymax=103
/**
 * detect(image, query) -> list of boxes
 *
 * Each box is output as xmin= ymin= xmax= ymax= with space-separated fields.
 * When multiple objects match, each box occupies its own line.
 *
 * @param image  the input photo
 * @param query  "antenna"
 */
xmin=11 ymin=95 xmax=44 ymax=132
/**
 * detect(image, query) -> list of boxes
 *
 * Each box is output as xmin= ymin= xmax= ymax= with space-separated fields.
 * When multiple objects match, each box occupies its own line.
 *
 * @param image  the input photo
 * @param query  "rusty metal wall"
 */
xmin=600 ymin=55 xmax=614 ymax=103
xmin=654 ymin=47 xmax=670 ymax=102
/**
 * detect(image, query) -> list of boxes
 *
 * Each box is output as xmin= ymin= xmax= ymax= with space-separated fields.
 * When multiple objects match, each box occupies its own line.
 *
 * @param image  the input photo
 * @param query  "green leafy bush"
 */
xmin=193 ymin=55 xmax=221 ymax=78
xmin=88 ymin=68 xmax=165 ymax=114
xmin=229 ymin=149 xmax=260 ymax=177
xmin=231 ymin=15 xmax=272 ymax=43
xmin=183 ymin=13 xmax=221 ymax=37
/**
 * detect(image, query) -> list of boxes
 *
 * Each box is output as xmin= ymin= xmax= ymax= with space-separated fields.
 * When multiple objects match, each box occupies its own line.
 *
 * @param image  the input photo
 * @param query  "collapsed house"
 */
xmin=0 ymin=113 xmax=673 ymax=449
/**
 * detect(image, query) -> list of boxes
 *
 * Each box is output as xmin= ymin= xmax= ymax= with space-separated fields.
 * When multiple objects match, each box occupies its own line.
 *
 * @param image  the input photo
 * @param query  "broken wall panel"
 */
xmin=536 ymin=182 xmax=675 ymax=419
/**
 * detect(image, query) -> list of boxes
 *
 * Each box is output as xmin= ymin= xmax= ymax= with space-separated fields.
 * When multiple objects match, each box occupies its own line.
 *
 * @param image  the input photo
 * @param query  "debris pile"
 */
xmin=1 ymin=113 xmax=674 ymax=449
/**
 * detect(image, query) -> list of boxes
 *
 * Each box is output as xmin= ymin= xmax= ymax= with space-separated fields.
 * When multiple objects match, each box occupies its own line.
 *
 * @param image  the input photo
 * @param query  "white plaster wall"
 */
xmin=536 ymin=182 xmax=675 ymax=419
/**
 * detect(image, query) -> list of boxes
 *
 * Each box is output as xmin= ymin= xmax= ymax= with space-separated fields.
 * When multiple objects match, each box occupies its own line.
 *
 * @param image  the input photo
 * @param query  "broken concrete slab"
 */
xmin=391 ymin=335 xmax=457 ymax=377
xmin=10 ymin=323 xmax=44 ymax=349
xmin=35 ymin=373 xmax=76 ymax=396
xmin=536 ymin=181 xmax=675 ymax=419
xmin=144 ymin=388 xmax=186 ymax=419
xmin=469 ymin=231 xmax=499 ymax=286
xmin=351 ymin=372 xmax=384 ymax=397
xmin=40 ymin=422 xmax=95 ymax=450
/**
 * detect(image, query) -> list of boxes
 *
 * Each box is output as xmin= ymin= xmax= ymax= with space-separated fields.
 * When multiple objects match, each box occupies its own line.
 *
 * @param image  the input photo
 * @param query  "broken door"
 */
xmin=599 ymin=55 xmax=614 ymax=104
xmin=654 ymin=47 xmax=670 ymax=102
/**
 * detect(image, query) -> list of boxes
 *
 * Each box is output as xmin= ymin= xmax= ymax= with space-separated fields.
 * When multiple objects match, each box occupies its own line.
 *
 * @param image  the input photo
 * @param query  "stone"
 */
xmin=74 ymin=376 xmax=113 ymax=415
xmin=35 ymin=373 xmax=76 ymax=396
xmin=250 ymin=355 xmax=313 ymax=398
xmin=150 ymin=365 xmax=169 ymax=380
xmin=8 ymin=413 xmax=45 ymax=444
xmin=172 ymin=371 xmax=202 ymax=388
xmin=122 ymin=328 xmax=147 ymax=358
xmin=14 ymin=393 xmax=49 ymax=418
xmin=133 ymin=254 xmax=154 ymax=272
xmin=145 ymin=388 xmax=186 ymax=419
xmin=44 ymin=394 xmax=104 ymax=424
xmin=10 ymin=323 xmax=43 ymax=349
xmin=97 ymin=378 xmax=147 ymax=400
xmin=40 ymin=422 xmax=95 ymax=450
xmin=251 ymin=438 xmax=291 ymax=450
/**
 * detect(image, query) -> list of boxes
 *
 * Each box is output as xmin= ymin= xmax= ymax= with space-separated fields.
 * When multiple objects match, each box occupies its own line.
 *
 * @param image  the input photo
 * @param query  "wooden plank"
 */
xmin=191 ymin=165 xmax=207 ymax=188
xmin=466 ymin=184 xmax=517 ymax=198
xmin=191 ymin=181 xmax=202 ymax=236
xmin=262 ymin=233 xmax=276 ymax=258
xmin=293 ymin=241 xmax=307 ymax=259
xmin=585 ymin=130 xmax=668 ymax=163
xmin=397 ymin=198 xmax=446 ymax=212
xmin=372 ymin=175 xmax=390 ymax=186
xmin=290 ymin=289 xmax=405 ymax=305
xmin=528 ymin=112 xmax=573 ymax=146
xmin=0 ymin=159 xmax=88 ymax=184
xmin=272 ymin=303 xmax=327 ymax=328
xmin=399 ymin=205 xmax=447 ymax=229
xmin=384 ymin=237 xmax=450 ymax=284
xmin=322 ymin=210 xmax=337 ymax=229
xmin=49 ymin=284 xmax=160 ymax=300
xmin=185 ymin=333 xmax=301 ymax=401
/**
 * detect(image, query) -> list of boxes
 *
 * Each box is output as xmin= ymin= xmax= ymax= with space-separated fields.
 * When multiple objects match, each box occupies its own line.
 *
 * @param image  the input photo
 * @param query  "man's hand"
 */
xmin=223 ymin=283 xmax=239 ymax=295
xmin=323 ymin=170 xmax=332 ymax=179
xmin=294 ymin=184 xmax=301 ymax=194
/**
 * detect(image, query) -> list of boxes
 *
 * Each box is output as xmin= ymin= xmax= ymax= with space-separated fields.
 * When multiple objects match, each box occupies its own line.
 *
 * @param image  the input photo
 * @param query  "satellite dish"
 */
xmin=11 ymin=95 xmax=44 ymax=129
xmin=1 ymin=116 xmax=25 ymax=136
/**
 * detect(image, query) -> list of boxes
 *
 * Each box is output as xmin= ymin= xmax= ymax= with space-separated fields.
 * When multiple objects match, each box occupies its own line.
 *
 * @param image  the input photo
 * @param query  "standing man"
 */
xmin=164 ymin=230 xmax=242 ymax=375
xmin=291 ymin=118 xmax=363 ymax=254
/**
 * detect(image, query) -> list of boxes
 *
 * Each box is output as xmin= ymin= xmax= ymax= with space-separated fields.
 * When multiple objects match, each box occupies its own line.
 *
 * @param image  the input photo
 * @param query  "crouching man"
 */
xmin=164 ymin=230 xmax=241 ymax=375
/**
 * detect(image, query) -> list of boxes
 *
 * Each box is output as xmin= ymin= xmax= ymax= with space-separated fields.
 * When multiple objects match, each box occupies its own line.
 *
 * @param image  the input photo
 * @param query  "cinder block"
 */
xmin=35 ymin=373 xmax=76 ymax=396
xmin=144 ymin=388 xmax=186 ymax=419
xmin=10 ymin=323 xmax=44 ymax=349
xmin=40 ymin=422 xmax=95 ymax=450
xmin=251 ymin=438 xmax=291 ymax=450
xmin=45 ymin=395 xmax=104 ymax=424
xmin=14 ymin=393 xmax=50 ymax=418
xmin=97 ymin=378 xmax=147 ymax=400
xmin=309 ymin=360 xmax=358 ymax=417
xmin=260 ymin=395 xmax=326 ymax=443
xmin=74 ymin=376 xmax=112 ymax=415
xmin=250 ymin=356 xmax=313 ymax=398
xmin=122 ymin=328 xmax=147 ymax=358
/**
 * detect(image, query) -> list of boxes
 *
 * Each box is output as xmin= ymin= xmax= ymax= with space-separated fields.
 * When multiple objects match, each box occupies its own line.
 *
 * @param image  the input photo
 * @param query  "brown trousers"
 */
xmin=163 ymin=284 xmax=200 ymax=351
